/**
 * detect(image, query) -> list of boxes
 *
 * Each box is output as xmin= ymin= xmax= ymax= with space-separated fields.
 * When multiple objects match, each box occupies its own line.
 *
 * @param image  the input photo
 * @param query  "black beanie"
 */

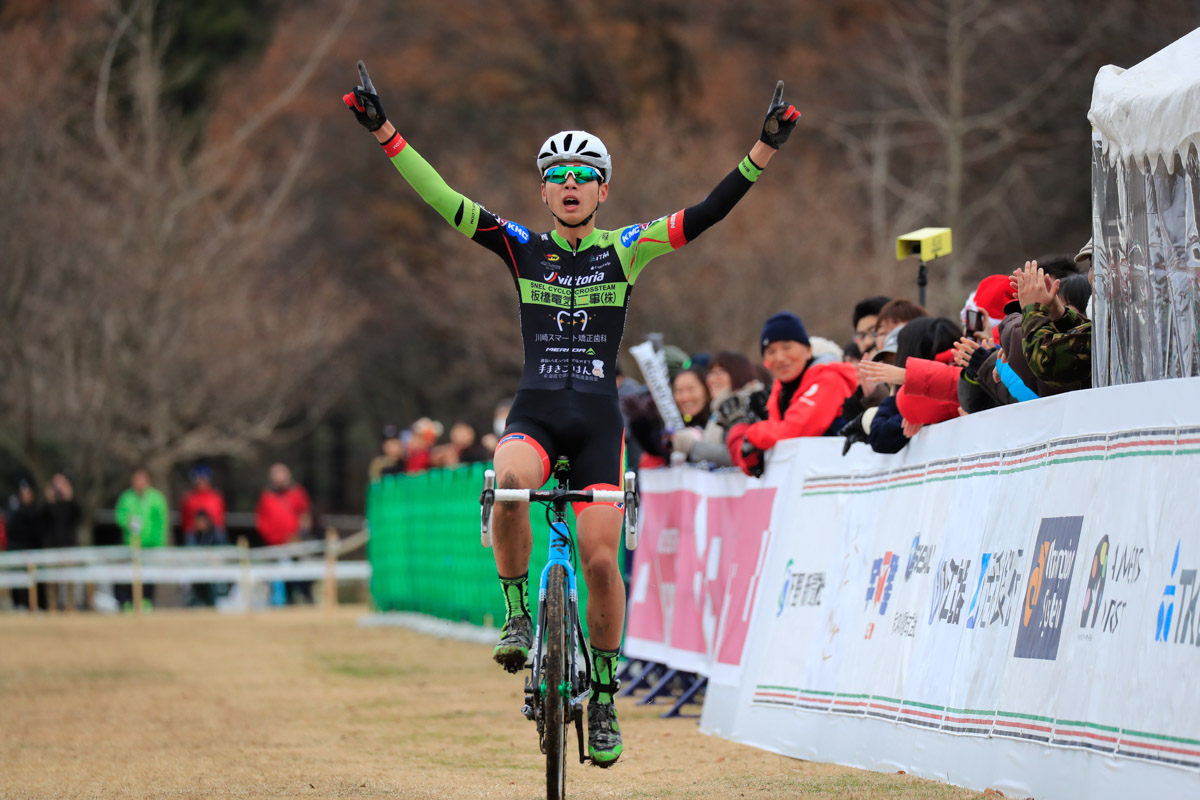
xmin=760 ymin=312 xmax=809 ymax=353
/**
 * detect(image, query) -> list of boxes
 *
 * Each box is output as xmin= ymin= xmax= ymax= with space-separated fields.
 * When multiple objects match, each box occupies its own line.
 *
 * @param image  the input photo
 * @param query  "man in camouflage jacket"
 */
xmin=1013 ymin=260 xmax=1092 ymax=392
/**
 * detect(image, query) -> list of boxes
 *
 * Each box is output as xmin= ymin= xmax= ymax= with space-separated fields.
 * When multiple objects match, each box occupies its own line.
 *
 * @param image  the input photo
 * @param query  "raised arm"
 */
xmin=344 ymin=62 xmax=498 ymax=242
xmin=621 ymin=81 xmax=800 ymax=282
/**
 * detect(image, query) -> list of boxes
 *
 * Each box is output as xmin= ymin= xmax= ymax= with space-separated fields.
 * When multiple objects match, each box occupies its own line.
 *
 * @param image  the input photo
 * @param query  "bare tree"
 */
xmin=0 ymin=0 xmax=364 ymax=533
xmin=820 ymin=0 xmax=1120 ymax=301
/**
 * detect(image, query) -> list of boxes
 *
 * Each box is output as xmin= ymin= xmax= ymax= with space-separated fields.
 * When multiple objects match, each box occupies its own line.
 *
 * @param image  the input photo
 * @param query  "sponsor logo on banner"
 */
xmin=928 ymin=556 xmax=973 ymax=626
xmin=1014 ymin=516 xmax=1082 ymax=660
xmin=777 ymin=559 xmax=825 ymax=616
xmin=1156 ymin=540 xmax=1200 ymax=645
xmin=892 ymin=611 xmax=918 ymax=637
xmin=865 ymin=552 xmax=899 ymax=616
xmin=905 ymin=535 xmax=935 ymax=580
xmin=965 ymin=548 xmax=1024 ymax=630
xmin=1078 ymin=536 xmax=1143 ymax=639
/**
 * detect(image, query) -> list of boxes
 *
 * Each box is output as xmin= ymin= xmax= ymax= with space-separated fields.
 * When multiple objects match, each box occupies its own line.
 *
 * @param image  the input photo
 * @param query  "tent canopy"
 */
xmin=1089 ymin=26 xmax=1200 ymax=170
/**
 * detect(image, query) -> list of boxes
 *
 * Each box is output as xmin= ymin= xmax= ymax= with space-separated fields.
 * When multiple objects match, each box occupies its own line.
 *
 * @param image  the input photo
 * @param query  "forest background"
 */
xmin=0 ymin=0 xmax=1193 ymax=529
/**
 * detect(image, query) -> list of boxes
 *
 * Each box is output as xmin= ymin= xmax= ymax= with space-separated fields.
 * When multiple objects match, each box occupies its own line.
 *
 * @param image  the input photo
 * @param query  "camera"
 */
xmin=896 ymin=227 xmax=953 ymax=262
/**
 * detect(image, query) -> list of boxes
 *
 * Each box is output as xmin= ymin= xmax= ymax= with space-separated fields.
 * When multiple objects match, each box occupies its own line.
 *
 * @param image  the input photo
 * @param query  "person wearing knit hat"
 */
xmin=760 ymin=311 xmax=809 ymax=352
xmin=725 ymin=311 xmax=858 ymax=478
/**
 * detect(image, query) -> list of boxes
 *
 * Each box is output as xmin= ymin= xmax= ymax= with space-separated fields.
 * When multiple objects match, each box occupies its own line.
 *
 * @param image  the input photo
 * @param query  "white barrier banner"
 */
xmin=632 ymin=378 xmax=1200 ymax=799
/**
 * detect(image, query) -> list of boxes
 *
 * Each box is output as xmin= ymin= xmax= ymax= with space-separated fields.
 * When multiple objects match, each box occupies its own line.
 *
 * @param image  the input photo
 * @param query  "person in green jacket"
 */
xmin=114 ymin=468 xmax=169 ymax=610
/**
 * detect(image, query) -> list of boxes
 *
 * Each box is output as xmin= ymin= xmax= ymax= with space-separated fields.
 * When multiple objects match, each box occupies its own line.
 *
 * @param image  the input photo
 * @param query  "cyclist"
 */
xmin=345 ymin=65 xmax=800 ymax=767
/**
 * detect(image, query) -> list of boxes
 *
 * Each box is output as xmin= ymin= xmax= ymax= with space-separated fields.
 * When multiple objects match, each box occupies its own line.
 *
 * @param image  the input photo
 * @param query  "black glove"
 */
xmin=963 ymin=345 xmax=993 ymax=381
xmin=343 ymin=60 xmax=387 ymax=132
xmin=840 ymin=389 xmax=866 ymax=423
xmin=839 ymin=412 xmax=870 ymax=456
xmin=716 ymin=394 xmax=752 ymax=429
xmin=740 ymin=437 xmax=766 ymax=478
xmin=747 ymin=388 xmax=769 ymax=422
xmin=760 ymin=80 xmax=801 ymax=149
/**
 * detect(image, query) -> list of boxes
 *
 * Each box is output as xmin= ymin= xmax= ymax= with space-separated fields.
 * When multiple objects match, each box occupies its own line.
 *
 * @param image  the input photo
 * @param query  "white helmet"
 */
xmin=536 ymin=130 xmax=612 ymax=183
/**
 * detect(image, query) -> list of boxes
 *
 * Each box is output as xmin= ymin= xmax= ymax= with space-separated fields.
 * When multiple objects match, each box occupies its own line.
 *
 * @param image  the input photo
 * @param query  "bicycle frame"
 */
xmin=529 ymin=503 xmax=591 ymax=732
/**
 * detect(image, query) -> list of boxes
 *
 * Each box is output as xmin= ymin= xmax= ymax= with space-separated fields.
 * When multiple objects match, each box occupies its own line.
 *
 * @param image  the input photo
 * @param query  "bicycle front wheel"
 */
xmin=543 ymin=564 xmax=569 ymax=799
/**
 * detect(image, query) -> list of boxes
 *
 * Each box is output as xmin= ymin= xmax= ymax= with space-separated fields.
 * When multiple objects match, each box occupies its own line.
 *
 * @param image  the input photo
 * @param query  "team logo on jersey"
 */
xmin=505 ymin=221 xmax=530 ymax=243
xmin=543 ymin=272 xmax=558 ymax=283
xmin=545 ymin=253 xmax=560 ymax=262
xmin=620 ymin=225 xmax=642 ymax=247
xmin=592 ymin=360 xmax=605 ymax=378
xmin=556 ymin=309 xmax=589 ymax=332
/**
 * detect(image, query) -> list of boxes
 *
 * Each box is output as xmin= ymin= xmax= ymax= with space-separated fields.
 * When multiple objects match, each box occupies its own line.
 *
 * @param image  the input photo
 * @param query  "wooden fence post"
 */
xmin=131 ymin=532 xmax=143 ymax=616
xmin=238 ymin=536 xmax=252 ymax=614
xmin=27 ymin=563 xmax=38 ymax=611
xmin=323 ymin=527 xmax=340 ymax=612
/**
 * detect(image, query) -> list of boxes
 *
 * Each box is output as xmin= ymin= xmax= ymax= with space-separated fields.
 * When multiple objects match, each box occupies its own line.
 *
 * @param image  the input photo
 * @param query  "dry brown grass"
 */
xmin=0 ymin=608 xmax=983 ymax=799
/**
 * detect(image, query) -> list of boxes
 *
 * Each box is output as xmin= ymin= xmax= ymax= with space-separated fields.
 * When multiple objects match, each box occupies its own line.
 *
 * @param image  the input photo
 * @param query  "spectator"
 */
xmin=852 ymin=318 xmax=963 ymax=453
xmin=622 ymin=344 xmax=694 ymax=467
xmin=43 ymin=474 xmax=82 ymax=610
xmin=255 ymin=463 xmax=314 ymax=605
xmin=852 ymin=295 xmax=891 ymax=358
xmin=837 ymin=327 xmax=901 ymax=454
xmin=727 ymin=312 xmax=858 ymax=477
xmin=1059 ymin=273 xmax=1092 ymax=314
xmin=679 ymin=351 xmax=766 ymax=467
xmin=960 ymin=274 xmax=1013 ymax=344
xmin=672 ymin=368 xmax=711 ymax=428
xmin=434 ymin=421 xmax=492 ymax=466
xmin=1016 ymin=260 xmax=1092 ymax=392
xmin=180 ymin=465 xmax=227 ymax=545
xmin=842 ymin=341 xmax=862 ymax=363
xmin=114 ymin=468 xmax=168 ymax=610
xmin=368 ymin=425 xmax=408 ymax=479
xmin=6 ymin=479 xmax=45 ymax=610
xmin=185 ymin=510 xmax=227 ymax=606
xmin=875 ymin=299 xmax=928 ymax=340
xmin=254 ymin=463 xmax=312 ymax=547
xmin=405 ymin=417 xmax=442 ymax=473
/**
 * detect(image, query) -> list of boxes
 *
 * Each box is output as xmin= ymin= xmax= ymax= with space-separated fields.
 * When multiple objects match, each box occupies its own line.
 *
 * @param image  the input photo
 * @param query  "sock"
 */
xmin=591 ymin=647 xmax=620 ymax=704
xmin=498 ymin=572 xmax=530 ymax=622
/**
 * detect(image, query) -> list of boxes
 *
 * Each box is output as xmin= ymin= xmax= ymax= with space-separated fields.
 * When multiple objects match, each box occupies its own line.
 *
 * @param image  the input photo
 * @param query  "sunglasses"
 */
xmin=543 ymin=165 xmax=602 ymax=184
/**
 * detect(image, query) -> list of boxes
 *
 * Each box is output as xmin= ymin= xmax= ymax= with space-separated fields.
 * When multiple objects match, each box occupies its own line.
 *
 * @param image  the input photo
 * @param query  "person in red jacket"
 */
xmin=254 ymin=463 xmax=312 ymax=547
xmin=727 ymin=312 xmax=858 ymax=477
xmin=180 ymin=465 xmax=227 ymax=545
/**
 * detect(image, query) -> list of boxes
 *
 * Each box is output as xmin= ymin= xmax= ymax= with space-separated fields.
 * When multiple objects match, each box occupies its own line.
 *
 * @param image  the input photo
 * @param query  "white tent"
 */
xmin=1087 ymin=28 xmax=1200 ymax=385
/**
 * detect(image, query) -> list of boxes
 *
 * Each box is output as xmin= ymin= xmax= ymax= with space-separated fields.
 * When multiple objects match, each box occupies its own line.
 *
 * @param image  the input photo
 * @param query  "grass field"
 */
xmin=0 ymin=608 xmax=984 ymax=799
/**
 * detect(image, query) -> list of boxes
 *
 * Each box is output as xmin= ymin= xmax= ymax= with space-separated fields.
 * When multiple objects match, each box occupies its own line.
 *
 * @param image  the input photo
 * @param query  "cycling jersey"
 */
xmin=383 ymin=134 xmax=765 ymax=396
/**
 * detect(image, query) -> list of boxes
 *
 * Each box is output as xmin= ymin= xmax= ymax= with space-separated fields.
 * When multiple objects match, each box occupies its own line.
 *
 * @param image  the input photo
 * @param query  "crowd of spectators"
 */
xmin=613 ymin=240 xmax=1094 ymax=478
xmin=3 ymin=461 xmax=319 ymax=611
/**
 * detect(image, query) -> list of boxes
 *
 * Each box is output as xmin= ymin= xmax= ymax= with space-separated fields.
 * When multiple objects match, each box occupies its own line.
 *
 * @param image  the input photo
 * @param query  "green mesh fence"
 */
xmin=366 ymin=463 xmax=590 ymax=631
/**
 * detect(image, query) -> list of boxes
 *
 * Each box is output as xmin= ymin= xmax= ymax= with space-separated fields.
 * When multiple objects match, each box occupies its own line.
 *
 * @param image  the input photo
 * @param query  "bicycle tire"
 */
xmin=543 ymin=564 xmax=569 ymax=799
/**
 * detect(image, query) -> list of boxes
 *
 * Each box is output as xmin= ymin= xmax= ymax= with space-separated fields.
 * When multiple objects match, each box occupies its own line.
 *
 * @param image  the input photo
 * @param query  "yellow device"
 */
xmin=896 ymin=227 xmax=953 ymax=262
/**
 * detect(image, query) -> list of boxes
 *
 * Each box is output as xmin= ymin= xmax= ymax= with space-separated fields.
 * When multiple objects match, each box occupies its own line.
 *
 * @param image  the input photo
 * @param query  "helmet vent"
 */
xmin=562 ymin=132 xmax=573 ymax=149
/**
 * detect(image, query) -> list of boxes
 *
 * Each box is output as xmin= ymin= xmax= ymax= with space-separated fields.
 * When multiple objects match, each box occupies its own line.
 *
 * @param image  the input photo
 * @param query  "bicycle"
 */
xmin=479 ymin=457 xmax=639 ymax=800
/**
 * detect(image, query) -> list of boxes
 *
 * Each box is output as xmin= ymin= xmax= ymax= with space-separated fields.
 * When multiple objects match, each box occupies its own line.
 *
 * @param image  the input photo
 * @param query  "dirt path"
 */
xmin=0 ymin=608 xmax=982 ymax=799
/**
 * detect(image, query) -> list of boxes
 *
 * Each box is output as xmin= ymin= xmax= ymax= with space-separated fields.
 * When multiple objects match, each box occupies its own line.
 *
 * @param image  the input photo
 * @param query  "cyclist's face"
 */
xmin=542 ymin=162 xmax=608 ymax=224
xmin=763 ymin=340 xmax=812 ymax=383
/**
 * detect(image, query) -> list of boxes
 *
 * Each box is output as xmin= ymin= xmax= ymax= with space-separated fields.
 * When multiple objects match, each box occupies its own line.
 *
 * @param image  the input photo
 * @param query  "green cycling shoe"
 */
xmin=587 ymin=700 xmax=622 ymax=767
xmin=492 ymin=614 xmax=532 ymax=674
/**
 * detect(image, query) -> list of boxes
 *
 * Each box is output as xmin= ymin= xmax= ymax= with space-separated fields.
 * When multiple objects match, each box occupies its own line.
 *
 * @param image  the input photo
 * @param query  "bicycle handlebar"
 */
xmin=480 ymin=469 xmax=639 ymax=551
xmin=492 ymin=488 xmax=625 ymax=504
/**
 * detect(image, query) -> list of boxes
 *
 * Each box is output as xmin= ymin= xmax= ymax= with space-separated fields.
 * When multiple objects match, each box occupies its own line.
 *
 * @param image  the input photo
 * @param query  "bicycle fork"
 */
xmin=521 ymin=521 xmax=593 ymax=763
